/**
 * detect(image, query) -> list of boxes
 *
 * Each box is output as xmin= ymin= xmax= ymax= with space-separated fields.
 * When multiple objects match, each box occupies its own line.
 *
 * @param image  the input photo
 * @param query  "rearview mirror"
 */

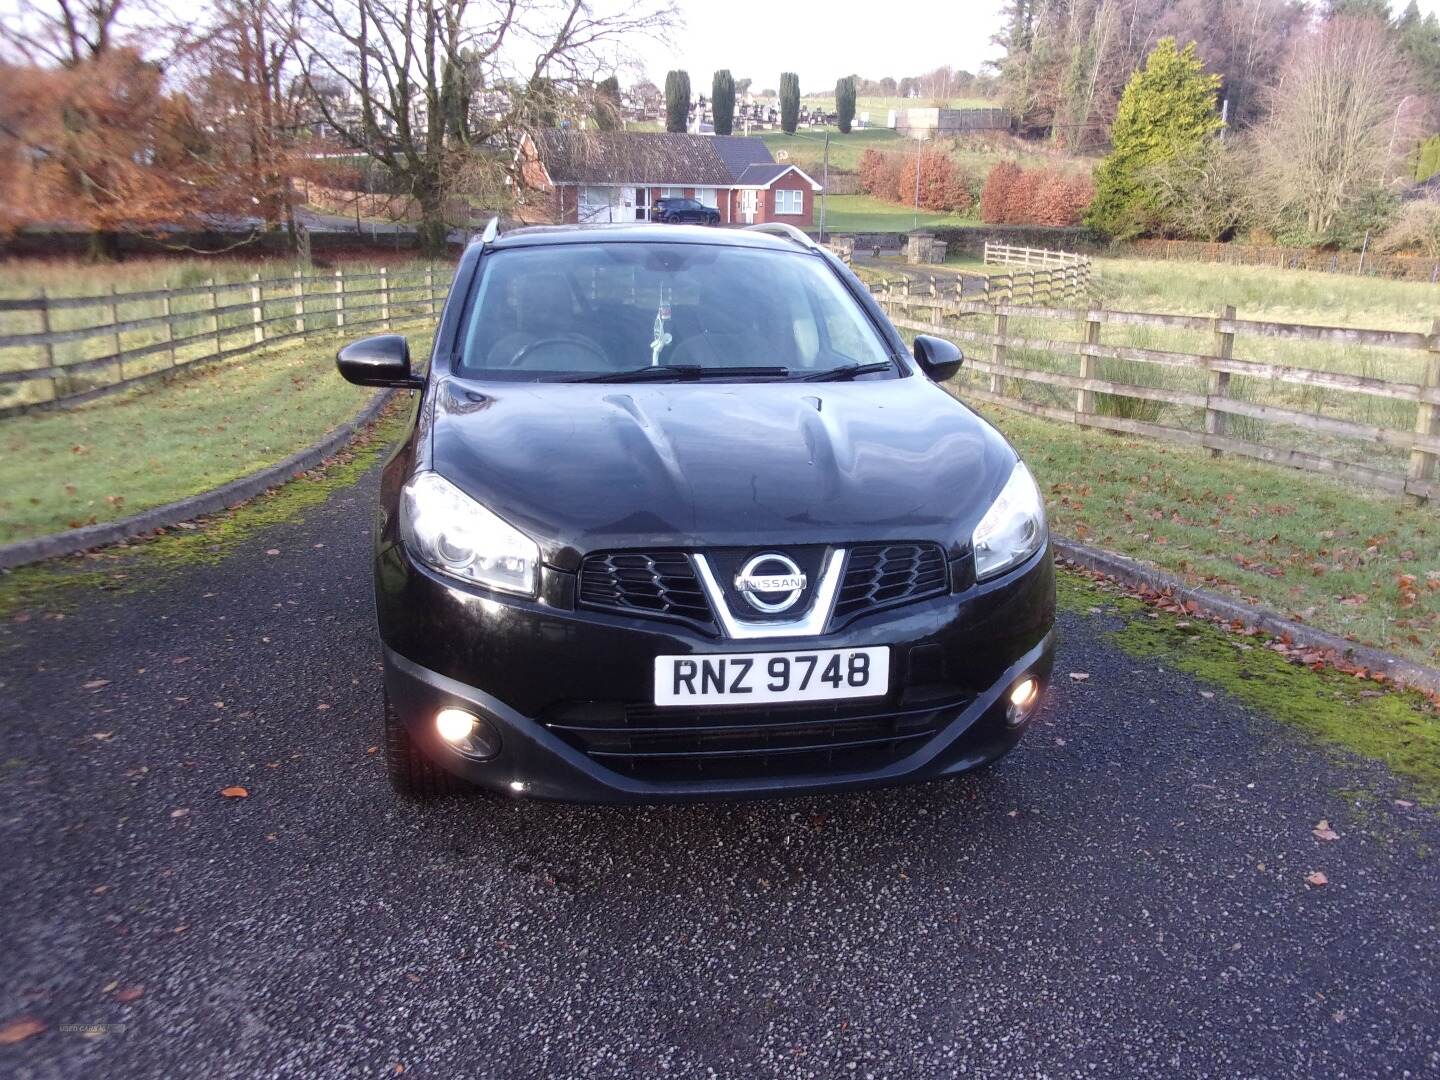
xmin=336 ymin=334 xmax=423 ymax=389
xmin=913 ymin=335 xmax=963 ymax=382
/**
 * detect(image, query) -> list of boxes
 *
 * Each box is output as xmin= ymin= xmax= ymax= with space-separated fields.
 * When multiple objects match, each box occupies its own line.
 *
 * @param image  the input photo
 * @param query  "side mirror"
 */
xmin=913 ymin=335 xmax=964 ymax=382
xmin=336 ymin=334 xmax=423 ymax=389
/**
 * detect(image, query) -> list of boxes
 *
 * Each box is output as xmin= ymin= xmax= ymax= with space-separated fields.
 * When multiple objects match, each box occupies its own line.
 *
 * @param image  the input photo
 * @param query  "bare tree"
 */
xmin=0 ymin=0 xmax=131 ymax=65
xmin=185 ymin=0 xmax=308 ymax=243
xmin=290 ymin=0 xmax=674 ymax=255
xmin=1253 ymin=17 xmax=1416 ymax=238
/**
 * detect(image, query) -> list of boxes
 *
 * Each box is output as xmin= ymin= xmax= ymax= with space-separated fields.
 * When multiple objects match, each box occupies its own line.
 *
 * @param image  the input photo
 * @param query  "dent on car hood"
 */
xmin=428 ymin=376 xmax=1017 ymax=570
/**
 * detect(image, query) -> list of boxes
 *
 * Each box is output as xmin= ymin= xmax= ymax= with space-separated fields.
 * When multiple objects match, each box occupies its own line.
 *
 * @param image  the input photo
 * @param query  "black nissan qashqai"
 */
xmin=338 ymin=220 xmax=1055 ymax=803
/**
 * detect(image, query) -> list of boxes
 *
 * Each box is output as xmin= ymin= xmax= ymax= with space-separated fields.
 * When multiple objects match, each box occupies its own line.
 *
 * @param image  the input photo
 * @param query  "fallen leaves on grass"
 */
xmin=219 ymin=786 xmax=249 ymax=798
xmin=1069 ymin=672 xmax=1090 ymax=682
xmin=82 ymin=679 xmax=110 ymax=690
xmin=0 ymin=1016 xmax=46 ymax=1044
xmin=1312 ymin=820 xmax=1339 ymax=842
xmin=1305 ymin=871 xmax=1329 ymax=888
xmin=113 ymin=986 xmax=144 ymax=1004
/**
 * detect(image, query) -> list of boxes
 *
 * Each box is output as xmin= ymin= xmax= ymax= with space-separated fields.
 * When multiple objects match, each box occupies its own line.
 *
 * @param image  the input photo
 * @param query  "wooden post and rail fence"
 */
xmin=981 ymin=241 xmax=1092 ymax=306
xmin=0 ymin=264 xmax=455 ymax=419
xmin=874 ymin=277 xmax=1440 ymax=504
xmin=2 ymin=252 xmax=1437 ymax=505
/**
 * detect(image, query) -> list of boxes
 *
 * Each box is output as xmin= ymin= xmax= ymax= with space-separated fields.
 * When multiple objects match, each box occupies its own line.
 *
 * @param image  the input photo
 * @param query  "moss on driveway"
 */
xmin=1058 ymin=572 xmax=1440 ymax=804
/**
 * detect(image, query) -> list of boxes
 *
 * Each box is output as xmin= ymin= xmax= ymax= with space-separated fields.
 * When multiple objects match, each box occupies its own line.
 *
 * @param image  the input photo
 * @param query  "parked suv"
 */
xmin=656 ymin=197 xmax=721 ymax=226
xmin=337 ymin=221 xmax=1056 ymax=803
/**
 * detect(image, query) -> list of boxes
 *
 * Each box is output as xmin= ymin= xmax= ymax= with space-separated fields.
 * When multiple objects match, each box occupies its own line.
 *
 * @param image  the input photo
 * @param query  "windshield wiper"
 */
xmin=576 ymin=365 xmax=790 ymax=383
xmin=798 ymin=361 xmax=894 ymax=382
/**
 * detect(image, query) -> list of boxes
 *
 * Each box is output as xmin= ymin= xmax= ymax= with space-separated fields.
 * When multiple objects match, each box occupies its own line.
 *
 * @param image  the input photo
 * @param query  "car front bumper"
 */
xmin=377 ymin=543 xmax=1056 ymax=803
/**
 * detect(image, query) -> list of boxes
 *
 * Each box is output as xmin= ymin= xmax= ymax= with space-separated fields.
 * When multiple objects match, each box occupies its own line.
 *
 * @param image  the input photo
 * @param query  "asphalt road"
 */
xmin=2 ymin=461 xmax=1438 ymax=1079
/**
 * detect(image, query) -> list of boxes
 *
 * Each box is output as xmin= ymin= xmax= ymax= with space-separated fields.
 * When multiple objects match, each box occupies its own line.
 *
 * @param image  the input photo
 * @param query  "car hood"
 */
xmin=427 ymin=375 xmax=1017 ymax=570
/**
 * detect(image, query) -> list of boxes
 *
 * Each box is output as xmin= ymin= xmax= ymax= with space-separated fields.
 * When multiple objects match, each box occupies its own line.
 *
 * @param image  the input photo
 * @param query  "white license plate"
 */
xmin=654 ymin=647 xmax=890 ymax=707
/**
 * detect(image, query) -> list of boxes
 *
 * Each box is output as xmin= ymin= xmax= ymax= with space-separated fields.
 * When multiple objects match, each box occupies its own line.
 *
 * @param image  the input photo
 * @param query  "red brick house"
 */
xmin=517 ymin=130 xmax=822 ymax=227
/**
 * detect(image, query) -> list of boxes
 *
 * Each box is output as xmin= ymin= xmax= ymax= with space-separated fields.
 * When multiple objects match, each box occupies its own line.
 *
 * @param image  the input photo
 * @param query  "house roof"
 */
xmin=531 ymin=130 xmax=778 ymax=186
xmin=732 ymin=163 xmax=823 ymax=190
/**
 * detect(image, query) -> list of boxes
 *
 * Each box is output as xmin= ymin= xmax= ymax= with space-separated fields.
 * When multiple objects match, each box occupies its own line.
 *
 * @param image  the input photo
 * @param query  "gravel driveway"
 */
xmin=2 ymin=462 xmax=1437 ymax=1078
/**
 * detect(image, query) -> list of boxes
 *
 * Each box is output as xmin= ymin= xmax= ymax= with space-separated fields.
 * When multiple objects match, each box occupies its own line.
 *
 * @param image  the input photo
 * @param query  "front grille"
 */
xmin=834 ymin=543 xmax=948 ymax=621
xmin=543 ymin=692 xmax=972 ymax=782
xmin=578 ymin=551 xmax=714 ymax=629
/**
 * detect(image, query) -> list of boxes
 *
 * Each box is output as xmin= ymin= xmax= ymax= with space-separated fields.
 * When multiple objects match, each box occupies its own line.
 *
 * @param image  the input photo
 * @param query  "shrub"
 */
xmin=1413 ymin=134 xmax=1440 ymax=182
xmin=980 ymin=161 xmax=1021 ymax=223
xmin=1030 ymin=168 xmax=1095 ymax=227
xmin=980 ymin=161 xmax=1093 ymax=226
xmin=1379 ymin=199 xmax=1440 ymax=257
xmin=897 ymin=148 xmax=971 ymax=212
xmin=1086 ymin=38 xmax=1222 ymax=237
xmin=858 ymin=148 xmax=905 ymax=200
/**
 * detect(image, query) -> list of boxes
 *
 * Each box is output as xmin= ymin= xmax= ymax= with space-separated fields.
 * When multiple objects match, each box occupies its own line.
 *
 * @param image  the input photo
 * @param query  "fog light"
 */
xmin=436 ymin=707 xmax=477 ymax=744
xmin=435 ymin=707 xmax=501 ymax=760
xmin=1006 ymin=677 xmax=1039 ymax=726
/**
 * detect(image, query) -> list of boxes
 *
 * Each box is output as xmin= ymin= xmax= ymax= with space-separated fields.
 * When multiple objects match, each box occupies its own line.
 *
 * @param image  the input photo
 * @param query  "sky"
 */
xmin=625 ymin=0 xmax=1440 ymax=91
xmin=627 ymin=0 xmax=1010 ymax=92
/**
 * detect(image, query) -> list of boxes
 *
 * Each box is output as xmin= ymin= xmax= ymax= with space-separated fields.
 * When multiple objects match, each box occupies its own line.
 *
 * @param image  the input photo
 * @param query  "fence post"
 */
xmin=161 ymin=280 xmax=175 ymax=367
xmin=207 ymin=279 xmax=221 ymax=355
xmin=1076 ymin=309 xmax=1101 ymax=416
xmin=989 ymin=310 xmax=1007 ymax=397
xmin=107 ymin=285 xmax=123 ymax=384
xmin=250 ymin=273 xmax=264 ymax=344
xmin=293 ymin=270 xmax=306 ymax=337
xmin=1205 ymin=303 xmax=1237 ymax=457
xmin=335 ymin=267 xmax=345 ymax=329
xmin=38 ymin=288 xmax=61 ymax=403
xmin=426 ymin=263 xmax=436 ymax=317
xmin=381 ymin=266 xmax=390 ymax=329
xmin=1406 ymin=318 xmax=1440 ymax=504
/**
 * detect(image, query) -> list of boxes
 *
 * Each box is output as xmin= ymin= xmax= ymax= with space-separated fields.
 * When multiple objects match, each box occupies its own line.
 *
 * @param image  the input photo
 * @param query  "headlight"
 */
xmin=972 ymin=461 xmax=1047 ymax=580
xmin=400 ymin=472 xmax=539 ymax=596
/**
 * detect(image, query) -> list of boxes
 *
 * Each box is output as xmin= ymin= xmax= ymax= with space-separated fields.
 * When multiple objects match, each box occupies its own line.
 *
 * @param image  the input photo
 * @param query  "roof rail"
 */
xmin=476 ymin=216 xmax=500 ymax=246
xmin=742 ymin=221 xmax=819 ymax=250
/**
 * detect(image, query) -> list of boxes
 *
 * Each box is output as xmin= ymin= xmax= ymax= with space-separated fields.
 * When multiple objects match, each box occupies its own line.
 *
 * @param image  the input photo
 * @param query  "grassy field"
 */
xmin=750 ymin=128 xmax=904 ymax=174
xmin=984 ymin=402 xmax=1440 ymax=668
xmin=0 ymin=257 xmax=448 ymax=411
xmin=0 ymin=322 xmax=436 ymax=543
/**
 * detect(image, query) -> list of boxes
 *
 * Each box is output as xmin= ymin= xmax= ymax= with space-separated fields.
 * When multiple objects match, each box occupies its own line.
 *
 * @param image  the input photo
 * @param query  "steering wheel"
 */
xmin=506 ymin=334 xmax=609 ymax=371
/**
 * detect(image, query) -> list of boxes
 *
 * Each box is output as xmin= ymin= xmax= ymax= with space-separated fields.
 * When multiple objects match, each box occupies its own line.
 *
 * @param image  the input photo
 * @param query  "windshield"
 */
xmin=455 ymin=242 xmax=894 ymax=381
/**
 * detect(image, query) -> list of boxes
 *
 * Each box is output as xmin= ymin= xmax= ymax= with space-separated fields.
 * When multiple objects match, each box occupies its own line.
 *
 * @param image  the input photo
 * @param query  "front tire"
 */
xmin=384 ymin=691 xmax=460 ymax=800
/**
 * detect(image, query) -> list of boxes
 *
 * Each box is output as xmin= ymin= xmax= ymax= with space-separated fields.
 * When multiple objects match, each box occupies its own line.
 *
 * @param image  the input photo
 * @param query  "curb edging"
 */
xmin=1053 ymin=537 xmax=1440 ymax=698
xmin=0 ymin=390 xmax=395 ymax=572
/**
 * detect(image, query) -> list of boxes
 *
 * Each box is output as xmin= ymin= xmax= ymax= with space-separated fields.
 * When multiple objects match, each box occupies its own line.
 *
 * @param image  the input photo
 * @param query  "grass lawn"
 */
xmin=0 ymin=323 xmax=433 ymax=544
xmin=974 ymin=400 xmax=1440 ymax=668
xmin=818 ymin=194 xmax=973 ymax=234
